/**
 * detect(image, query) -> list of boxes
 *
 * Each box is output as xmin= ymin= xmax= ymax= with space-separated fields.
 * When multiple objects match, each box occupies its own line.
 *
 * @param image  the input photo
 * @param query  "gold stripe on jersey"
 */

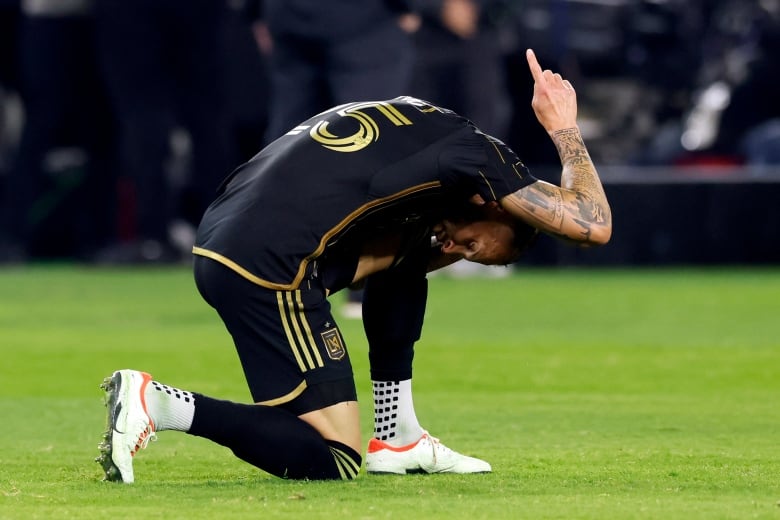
xmin=294 ymin=290 xmax=324 ymax=367
xmin=478 ymin=170 xmax=497 ymax=201
xmin=299 ymin=181 xmax=440 ymax=288
xmin=486 ymin=135 xmax=506 ymax=164
xmin=330 ymin=446 xmax=361 ymax=480
xmin=278 ymin=290 xmax=324 ymax=371
xmin=277 ymin=291 xmax=307 ymax=371
xmin=256 ymin=380 xmax=307 ymax=407
xmin=192 ymin=246 xmax=291 ymax=290
xmin=511 ymin=161 xmax=527 ymax=180
xmin=192 ymin=181 xmax=442 ymax=291
xmin=285 ymin=291 xmax=315 ymax=369
xmin=340 ymin=101 xmax=413 ymax=126
xmin=483 ymin=133 xmax=528 ymax=181
xmin=373 ymin=102 xmax=413 ymax=126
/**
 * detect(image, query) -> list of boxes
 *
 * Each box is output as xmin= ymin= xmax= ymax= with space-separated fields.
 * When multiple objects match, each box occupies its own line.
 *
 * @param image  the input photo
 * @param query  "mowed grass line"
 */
xmin=0 ymin=266 xmax=778 ymax=519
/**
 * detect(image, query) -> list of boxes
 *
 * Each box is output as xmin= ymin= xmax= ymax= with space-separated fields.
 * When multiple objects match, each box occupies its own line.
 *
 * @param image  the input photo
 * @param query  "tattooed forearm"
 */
xmin=551 ymin=127 xmax=590 ymax=169
xmin=551 ymin=128 xmax=611 ymax=226
xmin=501 ymin=128 xmax=612 ymax=245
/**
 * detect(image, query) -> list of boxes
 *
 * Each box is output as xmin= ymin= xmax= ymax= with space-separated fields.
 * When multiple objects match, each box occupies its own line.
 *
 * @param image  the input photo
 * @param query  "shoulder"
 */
xmin=388 ymin=96 xmax=470 ymax=126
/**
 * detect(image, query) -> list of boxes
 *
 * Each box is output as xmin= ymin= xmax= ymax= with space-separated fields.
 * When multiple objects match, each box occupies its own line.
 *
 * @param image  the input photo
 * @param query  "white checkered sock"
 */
xmin=144 ymin=380 xmax=195 ymax=432
xmin=372 ymin=379 xmax=424 ymax=446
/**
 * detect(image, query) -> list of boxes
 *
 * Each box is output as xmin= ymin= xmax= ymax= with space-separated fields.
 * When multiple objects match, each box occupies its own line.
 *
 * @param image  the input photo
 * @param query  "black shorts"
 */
xmin=193 ymin=256 xmax=357 ymax=416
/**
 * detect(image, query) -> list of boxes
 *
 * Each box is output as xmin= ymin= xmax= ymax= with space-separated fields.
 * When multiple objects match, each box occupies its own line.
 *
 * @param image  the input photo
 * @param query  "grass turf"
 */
xmin=0 ymin=265 xmax=778 ymax=519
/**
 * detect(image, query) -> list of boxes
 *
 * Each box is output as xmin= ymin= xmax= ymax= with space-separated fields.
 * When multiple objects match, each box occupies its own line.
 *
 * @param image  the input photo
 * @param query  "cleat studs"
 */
xmin=100 ymin=375 xmax=116 ymax=391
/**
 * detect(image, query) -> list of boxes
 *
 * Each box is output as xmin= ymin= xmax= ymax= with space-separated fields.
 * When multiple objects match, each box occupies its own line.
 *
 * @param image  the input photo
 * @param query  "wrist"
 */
xmin=550 ymin=127 xmax=590 ymax=165
xmin=549 ymin=126 xmax=580 ymax=137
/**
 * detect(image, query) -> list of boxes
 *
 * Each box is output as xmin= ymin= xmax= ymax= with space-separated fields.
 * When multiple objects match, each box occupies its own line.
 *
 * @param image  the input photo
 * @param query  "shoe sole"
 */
xmin=95 ymin=372 xmax=123 ymax=482
xmin=367 ymin=468 xmax=490 ymax=475
xmin=366 ymin=469 xmax=427 ymax=475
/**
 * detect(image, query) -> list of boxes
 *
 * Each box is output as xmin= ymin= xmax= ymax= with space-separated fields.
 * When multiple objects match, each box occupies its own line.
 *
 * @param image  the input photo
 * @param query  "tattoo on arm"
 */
xmin=514 ymin=182 xmax=564 ymax=227
xmin=503 ymin=129 xmax=611 ymax=243
xmin=551 ymin=128 xmax=611 ymax=227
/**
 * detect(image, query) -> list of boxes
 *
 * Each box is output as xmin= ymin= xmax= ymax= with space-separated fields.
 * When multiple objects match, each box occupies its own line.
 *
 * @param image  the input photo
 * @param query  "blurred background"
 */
xmin=0 ymin=0 xmax=777 ymax=267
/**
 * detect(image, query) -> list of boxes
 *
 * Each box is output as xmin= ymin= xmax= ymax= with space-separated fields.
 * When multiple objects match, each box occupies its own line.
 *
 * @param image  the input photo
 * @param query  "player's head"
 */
xmin=435 ymin=200 xmax=538 ymax=265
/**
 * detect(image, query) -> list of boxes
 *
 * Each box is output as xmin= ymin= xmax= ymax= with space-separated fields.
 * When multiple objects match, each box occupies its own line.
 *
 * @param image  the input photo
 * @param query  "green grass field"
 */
xmin=0 ymin=265 xmax=778 ymax=519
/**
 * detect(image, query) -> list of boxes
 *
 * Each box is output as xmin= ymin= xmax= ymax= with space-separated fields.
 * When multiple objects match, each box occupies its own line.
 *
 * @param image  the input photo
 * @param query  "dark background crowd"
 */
xmin=0 ymin=0 xmax=777 ymax=264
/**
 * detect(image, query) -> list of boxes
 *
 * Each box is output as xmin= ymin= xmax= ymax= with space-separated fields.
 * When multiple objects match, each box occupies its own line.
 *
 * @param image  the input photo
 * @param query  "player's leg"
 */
xmin=362 ymin=259 xmax=491 ymax=474
xmin=97 ymin=370 xmax=360 ymax=482
xmin=195 ymin=256 xmax=362 ymax=476
xmin=97 ymin=257 xmax=362 ymax=482
xmin=362 ymin=268 xmax=425 ymax=446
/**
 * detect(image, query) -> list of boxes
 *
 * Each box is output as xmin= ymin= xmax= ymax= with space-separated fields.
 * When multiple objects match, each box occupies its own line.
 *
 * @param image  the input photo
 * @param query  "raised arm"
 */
xmin=500 ymin=49 xmax=612 ymax=246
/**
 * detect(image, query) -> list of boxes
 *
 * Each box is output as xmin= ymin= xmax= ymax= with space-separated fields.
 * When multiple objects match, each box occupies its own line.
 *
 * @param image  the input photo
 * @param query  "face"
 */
xmin=433 ymin=217 xmax=518 ymax=265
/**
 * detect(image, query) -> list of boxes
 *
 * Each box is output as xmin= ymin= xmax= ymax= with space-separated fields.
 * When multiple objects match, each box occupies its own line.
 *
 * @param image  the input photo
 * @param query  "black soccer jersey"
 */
xmin=193 ymin=96 xmax=537 ymax=291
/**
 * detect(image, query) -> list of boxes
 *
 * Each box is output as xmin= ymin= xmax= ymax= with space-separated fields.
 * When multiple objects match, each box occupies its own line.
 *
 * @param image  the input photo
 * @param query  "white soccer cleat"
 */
xmin=365 ymin=431 xmax=491 ymax=474
xmin=96 ymin=369 xmax=157 ymax=483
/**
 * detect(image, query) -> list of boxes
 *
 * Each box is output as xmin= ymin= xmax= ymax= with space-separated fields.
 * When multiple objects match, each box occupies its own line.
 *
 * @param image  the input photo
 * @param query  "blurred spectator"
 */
xmin=93 ymin=0 xmax=236 ymax=263
xmin=248 ymin=0 xmax=419 ymax=144
xmin=410 ymin=0 xmax=511 ymax=137
xmin=0 ymin=0 xmax=114 ymax=262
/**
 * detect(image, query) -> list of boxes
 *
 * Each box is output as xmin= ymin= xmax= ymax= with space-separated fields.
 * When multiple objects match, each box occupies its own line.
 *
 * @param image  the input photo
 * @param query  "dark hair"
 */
xmin=509 ymin=220 xmax=539 ymax=262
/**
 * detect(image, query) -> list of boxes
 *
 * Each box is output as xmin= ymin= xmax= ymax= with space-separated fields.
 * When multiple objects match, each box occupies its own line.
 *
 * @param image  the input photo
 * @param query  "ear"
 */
xmin=440 ymin=239 xmax=458 ymax=254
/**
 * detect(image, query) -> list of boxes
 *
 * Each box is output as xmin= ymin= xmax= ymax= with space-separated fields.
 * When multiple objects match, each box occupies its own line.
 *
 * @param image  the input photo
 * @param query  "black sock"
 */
xmin=187 ymin=394 xmax=361 ymax=480
xmin=363 ymin=269 xmax=427 ymax=381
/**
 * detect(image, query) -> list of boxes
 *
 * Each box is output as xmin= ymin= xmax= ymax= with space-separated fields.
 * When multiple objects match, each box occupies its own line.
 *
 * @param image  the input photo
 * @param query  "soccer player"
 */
xmin=96 ymin=49 xmax=611 ymax=482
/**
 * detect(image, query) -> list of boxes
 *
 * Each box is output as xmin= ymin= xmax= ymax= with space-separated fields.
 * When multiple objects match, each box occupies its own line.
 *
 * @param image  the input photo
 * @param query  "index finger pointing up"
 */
xmin=526 ymin=48 xmax=544 ymax=82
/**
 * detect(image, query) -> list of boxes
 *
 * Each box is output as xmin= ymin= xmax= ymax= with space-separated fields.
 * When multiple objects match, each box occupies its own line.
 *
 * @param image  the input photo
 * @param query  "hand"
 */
xmin=525 ymin=49 xmax=578 ymax=134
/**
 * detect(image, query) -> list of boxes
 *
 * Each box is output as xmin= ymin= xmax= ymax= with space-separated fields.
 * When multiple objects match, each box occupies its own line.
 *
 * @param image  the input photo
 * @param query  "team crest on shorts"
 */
xmin=321 ymin=328 xmax=346 ymax=360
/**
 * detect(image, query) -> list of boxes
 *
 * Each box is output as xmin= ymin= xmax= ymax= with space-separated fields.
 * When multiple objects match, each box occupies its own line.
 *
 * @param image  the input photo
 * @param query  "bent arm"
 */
xmin=501 ymin=49 xmax=612 ymax=246
xmin=501 ymin=127 xmax=611 ymax=245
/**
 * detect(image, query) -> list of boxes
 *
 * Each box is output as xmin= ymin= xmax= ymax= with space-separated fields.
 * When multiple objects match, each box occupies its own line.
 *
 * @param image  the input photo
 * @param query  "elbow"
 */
xmin=583 ymin=207 xmax=612 ymax=246
xmin=565 ymin=222 xmax=611 ymax=247
xmin=587 ymin=204 xmax=612 ymax=246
